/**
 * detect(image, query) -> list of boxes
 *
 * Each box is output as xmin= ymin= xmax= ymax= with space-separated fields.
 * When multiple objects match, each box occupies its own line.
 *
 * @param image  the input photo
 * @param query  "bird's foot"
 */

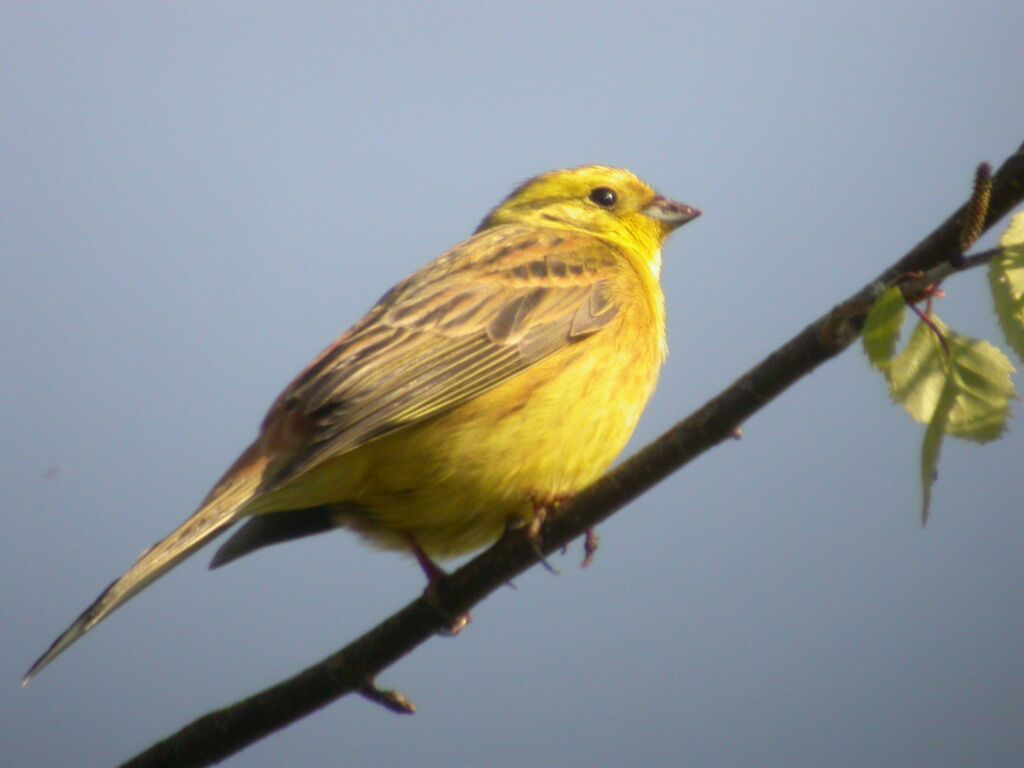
xmin=408 ymin=535 xmax=471 ymax=635
xmin=524 ymin=493 xmax=575 ymax=575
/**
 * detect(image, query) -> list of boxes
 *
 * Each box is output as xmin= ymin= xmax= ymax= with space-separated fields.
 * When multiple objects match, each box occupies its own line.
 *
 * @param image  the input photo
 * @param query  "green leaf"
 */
xmin=920 ymin=376 xmax=955 ymax=525
xmin=989 ymin=212 xmax=1024 ymax=365
xmin=944 ymin=332 xmax=1016 ymax=441
xmin=888 ymin=319 xmax=948 ymax=423
xmin=888 ymin=314 xmax=1014 ymax=443
xmin=862 ymin=286 xmax=906 ymax=368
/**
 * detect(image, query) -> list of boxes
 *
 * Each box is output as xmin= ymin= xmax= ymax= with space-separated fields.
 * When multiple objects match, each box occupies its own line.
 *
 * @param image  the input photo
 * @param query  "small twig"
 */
xmin=359 ymin=679 xmax=416 ymax=715
xmin=951 ymin=246 xmax=1003 ymax=271
xmin=895 ymin=246 xmax=1003 ymax=304
xmin=581 ymin=529 xmax=599 ymax=568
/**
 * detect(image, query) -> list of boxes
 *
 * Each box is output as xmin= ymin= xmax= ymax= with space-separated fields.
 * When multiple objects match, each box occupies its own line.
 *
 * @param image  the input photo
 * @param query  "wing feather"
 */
xmin=261 ymin=226 xmax=626 ymax=489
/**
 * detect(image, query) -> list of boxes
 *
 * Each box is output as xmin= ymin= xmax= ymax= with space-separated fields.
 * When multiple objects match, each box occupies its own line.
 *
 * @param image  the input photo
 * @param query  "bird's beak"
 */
xmin=643 ymin=196 xmax=701 ymax=232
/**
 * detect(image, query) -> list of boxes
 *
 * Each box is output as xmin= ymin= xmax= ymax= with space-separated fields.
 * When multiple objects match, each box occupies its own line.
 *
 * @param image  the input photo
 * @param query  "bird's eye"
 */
xmin=588 ymin=187 xmax=617 ymax=209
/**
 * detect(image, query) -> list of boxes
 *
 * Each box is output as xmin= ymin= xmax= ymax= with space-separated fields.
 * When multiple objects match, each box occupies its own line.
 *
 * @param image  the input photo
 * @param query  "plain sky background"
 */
xmin=3 ymin=3 xmax=1022 ymax=766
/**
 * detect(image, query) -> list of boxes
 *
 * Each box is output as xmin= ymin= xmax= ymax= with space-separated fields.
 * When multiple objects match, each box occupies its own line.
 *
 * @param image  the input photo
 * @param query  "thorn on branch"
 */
xmin=359 ymin=679 xmax=416 ymax=715
xmin=581 ymin=528 xmax=599 ymax=568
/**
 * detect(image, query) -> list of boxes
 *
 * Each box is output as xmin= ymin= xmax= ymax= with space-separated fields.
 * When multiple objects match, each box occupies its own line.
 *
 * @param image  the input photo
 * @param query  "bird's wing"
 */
xmin=20 ymin=227 xmax=628 ymax=683
xmin=21 ymin=226 xmax=631 ymax=684
xmin=259 ymin=226 xmax=626 ymax=490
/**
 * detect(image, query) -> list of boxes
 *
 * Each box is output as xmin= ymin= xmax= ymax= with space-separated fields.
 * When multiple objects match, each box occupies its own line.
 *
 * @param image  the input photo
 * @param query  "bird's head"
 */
xmin=476 ymin=165 xmax=700 ymax=269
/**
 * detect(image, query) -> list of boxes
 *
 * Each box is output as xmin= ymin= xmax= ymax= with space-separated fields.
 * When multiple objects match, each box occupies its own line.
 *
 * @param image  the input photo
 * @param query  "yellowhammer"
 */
xmin=25 ymin=165 xmax=699 ymax=683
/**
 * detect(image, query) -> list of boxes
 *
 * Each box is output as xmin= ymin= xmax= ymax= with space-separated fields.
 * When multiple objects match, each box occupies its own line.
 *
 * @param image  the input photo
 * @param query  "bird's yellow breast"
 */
xmin=284 ymin=280 xmax=665 ymax=559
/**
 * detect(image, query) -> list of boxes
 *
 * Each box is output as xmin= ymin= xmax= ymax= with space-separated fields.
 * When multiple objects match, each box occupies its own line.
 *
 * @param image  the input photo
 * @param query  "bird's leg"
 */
xmin=407 ymin=534 xmax=471 ymax=636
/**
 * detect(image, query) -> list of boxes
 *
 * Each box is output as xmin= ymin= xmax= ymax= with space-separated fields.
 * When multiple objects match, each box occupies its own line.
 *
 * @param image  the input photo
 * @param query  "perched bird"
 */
xmin=24 ymin=165 xmax=699 ymax=683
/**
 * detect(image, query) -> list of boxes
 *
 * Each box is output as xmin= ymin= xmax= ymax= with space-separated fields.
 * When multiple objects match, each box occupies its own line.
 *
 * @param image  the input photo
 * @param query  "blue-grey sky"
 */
xmin=3 ymin=3 xmax=1022 ymax=766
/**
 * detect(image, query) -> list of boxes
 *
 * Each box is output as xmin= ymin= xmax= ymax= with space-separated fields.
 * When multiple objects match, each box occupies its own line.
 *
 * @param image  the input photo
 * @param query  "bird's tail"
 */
xmin=22 ymin=455 xmax=264 ymax=685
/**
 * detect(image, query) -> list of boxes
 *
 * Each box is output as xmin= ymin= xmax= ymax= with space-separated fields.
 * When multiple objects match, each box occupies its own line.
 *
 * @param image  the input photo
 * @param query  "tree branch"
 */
xmin=120 ymin=140 xmax=1024 ymax=768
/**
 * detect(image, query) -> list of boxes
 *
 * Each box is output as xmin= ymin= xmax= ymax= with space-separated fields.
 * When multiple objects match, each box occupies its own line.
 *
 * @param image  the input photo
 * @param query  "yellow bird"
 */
xmin=24 ymin=166 xmax=699 ymax=683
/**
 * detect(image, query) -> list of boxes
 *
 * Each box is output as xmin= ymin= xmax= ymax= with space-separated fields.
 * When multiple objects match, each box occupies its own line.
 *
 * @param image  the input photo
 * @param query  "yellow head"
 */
xmin=476 ymin=165 xmax=699 ymax=275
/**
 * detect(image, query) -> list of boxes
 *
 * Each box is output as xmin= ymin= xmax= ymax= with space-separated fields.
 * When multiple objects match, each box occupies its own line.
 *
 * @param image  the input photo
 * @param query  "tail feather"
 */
xmin=22 ymin=464 xmax=262 ymax=685
xmin=209 ymin=504 xmax=343 ymax=569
